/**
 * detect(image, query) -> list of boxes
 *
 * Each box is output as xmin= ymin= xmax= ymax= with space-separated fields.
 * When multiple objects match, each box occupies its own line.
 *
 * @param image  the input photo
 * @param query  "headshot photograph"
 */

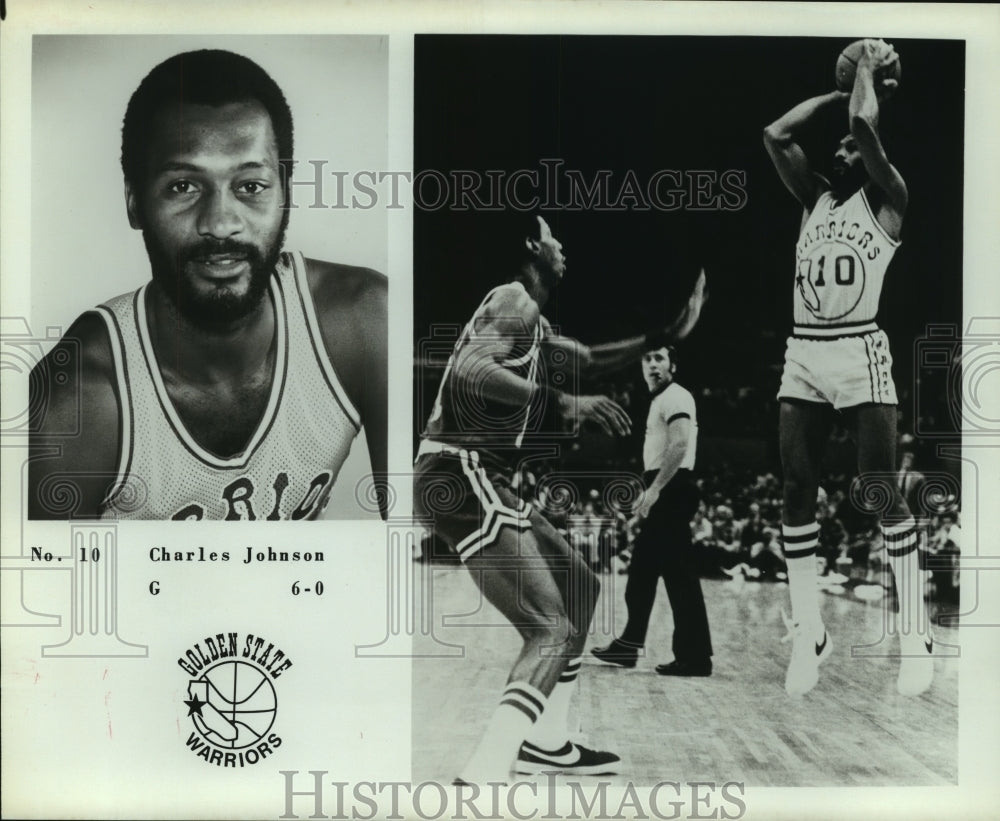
xmin=26 ymin=35 xmax=388 ymax=521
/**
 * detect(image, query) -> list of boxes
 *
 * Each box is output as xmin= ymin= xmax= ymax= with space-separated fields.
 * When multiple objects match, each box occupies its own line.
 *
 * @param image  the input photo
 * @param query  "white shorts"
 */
xmin=777 ymin=329 xmax=897 ymax=409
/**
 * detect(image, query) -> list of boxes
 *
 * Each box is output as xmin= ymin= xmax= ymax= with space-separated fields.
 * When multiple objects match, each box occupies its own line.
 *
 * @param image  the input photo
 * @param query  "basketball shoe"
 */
xmin=781 ymin=609 xmax=832 ymax=696
xmin=514 ymin=740 xmax=620 ymax=775
xmin=897 ymin=630 xmax=934 ymax=696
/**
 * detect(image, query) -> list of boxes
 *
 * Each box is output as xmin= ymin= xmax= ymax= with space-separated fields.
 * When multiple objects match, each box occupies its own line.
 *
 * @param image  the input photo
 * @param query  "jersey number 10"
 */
xmin=799 ymin=254 xmax=856 ymax=286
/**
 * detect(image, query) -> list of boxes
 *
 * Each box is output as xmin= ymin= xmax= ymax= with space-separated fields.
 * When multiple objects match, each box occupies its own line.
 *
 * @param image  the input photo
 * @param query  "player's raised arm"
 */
xmin=849 ymin=39 xmax=907 ymax=235
xmin=547 ymin=267 xmax=707 ymax=380
xmin=764 ymin=91 xmax=848 ymax=210
xmin=27 ymin=313 xmax=122 ymax=519
xmin=539 ymin=315 xmax=594 ymax=374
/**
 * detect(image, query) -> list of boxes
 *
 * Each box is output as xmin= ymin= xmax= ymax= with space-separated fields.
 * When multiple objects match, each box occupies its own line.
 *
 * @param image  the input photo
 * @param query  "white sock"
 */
xmin=526 ymin=656 xmax=580 ymax=749
xmin=883 ymin=518 xmax=928 ymax=638
xmin=783 ymin=522 xmax=823 ymax=639
xmin=460 ymin=681 xmax=546 ymax=783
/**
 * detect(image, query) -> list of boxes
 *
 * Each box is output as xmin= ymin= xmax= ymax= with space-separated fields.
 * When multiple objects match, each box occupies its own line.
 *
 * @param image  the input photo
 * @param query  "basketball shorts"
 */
xmin=777 ymin=329 xmax=897 ymax=409
xmin=414 ymin=442 xmax=534 ymax=563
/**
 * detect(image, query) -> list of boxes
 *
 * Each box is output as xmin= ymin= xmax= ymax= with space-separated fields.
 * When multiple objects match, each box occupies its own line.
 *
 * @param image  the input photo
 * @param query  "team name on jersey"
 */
xmin=796 ymin=217 xmax=882 ymax=262
xmin=170 ymin=471 xmax=332 ymax=520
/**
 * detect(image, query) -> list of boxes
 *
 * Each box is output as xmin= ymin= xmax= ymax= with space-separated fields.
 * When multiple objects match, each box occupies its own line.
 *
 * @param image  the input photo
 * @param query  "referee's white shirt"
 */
xmin=643 ymin=381 xmax=697 ymax=474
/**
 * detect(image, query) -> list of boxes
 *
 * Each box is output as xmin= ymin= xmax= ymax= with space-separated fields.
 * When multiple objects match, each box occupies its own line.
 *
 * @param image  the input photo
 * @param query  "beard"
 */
xmin=142 ymin=218 xmax=287 ymax=327
xmin=830 ymin=163 xmax=867 ymax=200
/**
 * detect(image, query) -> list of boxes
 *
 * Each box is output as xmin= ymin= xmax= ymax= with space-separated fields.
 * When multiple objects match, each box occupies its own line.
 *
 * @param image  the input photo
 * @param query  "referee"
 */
xmin=592 ymin=337 xmax=713 ymax=676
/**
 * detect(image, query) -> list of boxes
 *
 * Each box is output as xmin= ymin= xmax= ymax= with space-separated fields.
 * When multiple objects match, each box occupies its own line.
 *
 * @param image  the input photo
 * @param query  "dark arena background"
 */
xmin=412 ymin=35 xmax=964 ymax=786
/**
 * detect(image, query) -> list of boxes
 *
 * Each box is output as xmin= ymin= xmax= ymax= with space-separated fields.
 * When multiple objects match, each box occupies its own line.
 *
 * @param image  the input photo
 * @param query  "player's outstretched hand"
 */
xmin=664 ymin=268 xmax=708 ymax=341
xmin=575 ymin=394 xmax=631 ymax=437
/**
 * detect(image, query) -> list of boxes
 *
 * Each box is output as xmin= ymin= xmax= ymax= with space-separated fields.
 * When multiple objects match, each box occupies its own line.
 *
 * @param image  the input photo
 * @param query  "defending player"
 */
xmin=28 ymin=50 xmax=387 ymax=521
xmin=763 ymin=39 xmax=932 ymax=695
xmin=414 ymin=214 xmax=705 ymax=783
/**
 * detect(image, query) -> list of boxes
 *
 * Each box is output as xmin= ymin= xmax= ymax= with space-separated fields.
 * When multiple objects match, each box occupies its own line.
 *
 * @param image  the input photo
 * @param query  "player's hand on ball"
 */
xmin=863 ymin=38 xmax=900 ymax=100
xmin=575 ymin=394 xmax=631 ymax=437
xmin=861 ymin=38 xmax=894 ymax=67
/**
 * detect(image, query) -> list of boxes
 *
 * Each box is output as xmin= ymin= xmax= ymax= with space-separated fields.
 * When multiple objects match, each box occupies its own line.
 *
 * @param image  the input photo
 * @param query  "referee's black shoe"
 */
xmin=590 ymin=639 xmax=639 ymax=668
xmin=655 ymin=659 xmax=712 ymax=677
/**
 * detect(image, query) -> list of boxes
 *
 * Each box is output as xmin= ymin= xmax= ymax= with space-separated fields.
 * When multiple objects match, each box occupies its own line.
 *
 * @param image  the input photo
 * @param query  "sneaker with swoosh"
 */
xmin=514 ymin=740 xmax=621 ymax=775
xmin=781 ymin=609 xmax=833 ymax=696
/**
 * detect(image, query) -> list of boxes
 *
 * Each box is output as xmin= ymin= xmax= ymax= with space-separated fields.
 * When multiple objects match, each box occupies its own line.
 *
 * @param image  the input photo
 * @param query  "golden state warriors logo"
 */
xmin=178 ymin=632 xmax=292 ymax=767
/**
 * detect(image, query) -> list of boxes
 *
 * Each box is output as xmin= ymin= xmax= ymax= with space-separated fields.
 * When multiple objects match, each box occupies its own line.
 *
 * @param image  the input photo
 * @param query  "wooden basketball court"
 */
xmin=412 ymin=563 xmax=958 ymax=786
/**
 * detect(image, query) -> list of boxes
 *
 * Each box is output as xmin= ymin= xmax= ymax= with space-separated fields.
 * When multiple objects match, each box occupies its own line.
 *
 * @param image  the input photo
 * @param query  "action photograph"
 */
xmin=411 ymin=34 xmax=963 ymax=790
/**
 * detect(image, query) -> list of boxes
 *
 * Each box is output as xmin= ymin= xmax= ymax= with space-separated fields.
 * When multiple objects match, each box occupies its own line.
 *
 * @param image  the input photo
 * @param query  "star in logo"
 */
xmin=184 ymin=694 xmax=207 ymax=717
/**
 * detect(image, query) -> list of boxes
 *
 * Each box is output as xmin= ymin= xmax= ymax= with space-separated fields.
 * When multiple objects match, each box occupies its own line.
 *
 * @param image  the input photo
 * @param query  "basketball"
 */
xmin=835 ymin=39 xmax=902 ymax=92
xmin=200 ymin=661 xmax=277 ymax=748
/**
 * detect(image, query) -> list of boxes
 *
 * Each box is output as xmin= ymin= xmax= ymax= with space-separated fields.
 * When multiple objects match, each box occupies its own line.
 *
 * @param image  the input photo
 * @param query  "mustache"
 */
xmin=181 ymin=239 xmax=263 ymax=263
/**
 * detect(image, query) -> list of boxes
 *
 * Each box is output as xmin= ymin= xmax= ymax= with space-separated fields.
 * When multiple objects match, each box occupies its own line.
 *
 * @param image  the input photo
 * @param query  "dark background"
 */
xmin=413 ymin=35 xmax=965 ymax=474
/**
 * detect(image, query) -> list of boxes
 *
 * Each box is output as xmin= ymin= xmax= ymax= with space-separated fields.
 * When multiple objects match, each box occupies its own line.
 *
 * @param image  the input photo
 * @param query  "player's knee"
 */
xmin=524 ymin=611 xmax=572 ymax=647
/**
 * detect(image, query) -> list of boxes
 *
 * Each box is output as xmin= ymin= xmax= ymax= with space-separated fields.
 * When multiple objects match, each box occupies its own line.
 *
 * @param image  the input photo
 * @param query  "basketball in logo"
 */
xmin=190 ymin=660 xmax=277 ymax=749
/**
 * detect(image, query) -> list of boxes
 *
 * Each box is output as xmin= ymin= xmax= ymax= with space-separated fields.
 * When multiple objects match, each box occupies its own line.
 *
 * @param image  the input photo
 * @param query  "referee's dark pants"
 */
xmin=619 ymin=469 xmax=713 ymax=662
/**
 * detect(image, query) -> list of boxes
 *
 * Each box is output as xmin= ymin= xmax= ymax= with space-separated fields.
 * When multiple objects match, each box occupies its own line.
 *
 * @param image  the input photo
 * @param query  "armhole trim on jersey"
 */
xmin=859 ymin=187 xmax=901 ymax=248
xmin=290 ymin=250 xmax=362 ymax=431
xmin=92 ymin=306 xmax=134 ymax=509
xmin=503 ymin=322 xmax=542 ymax=369
xmin=135 ymin=280 xmax=290 ymax=469
xmin=480 ymin=282 xmax=539 ymax=368
xmin=513 ymin=330 xmax=542 ymax=449
xmin=666 ymin=412 xmax=691 ymax=425
xmin=469 ymin=281 xmax=530 ymax=340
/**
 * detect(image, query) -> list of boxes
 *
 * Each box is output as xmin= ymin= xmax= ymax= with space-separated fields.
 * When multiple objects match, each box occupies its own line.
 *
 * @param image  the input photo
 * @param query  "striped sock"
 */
xmin=526 ymin=656 xmax=581 ymax=749
xmin=782 ymin=522 xmax=823 ymax=637
xmin=460 ymin=681 xmax=546 ymax=783
xmin=883 ymin=518 xmax=927 ymax=636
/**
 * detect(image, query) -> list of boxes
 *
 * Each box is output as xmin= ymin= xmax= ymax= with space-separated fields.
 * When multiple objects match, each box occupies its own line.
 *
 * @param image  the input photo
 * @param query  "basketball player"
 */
xmin=763 ymin=39 xmax=932 ymax=695
xmin=591 ymin=340 xmax=713 ymax=675
xmin=27 ymin=50 xmax=387 ymax=521
xmin=414 ymin=214 xmax=705 ymax=783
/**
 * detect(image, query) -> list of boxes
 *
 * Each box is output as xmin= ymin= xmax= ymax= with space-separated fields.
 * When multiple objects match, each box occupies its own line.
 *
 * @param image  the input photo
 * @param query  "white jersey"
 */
xmin=642 ymin=382 xmax=697 ymax=473
xmin=793 ymin=187 xmax=900 ymax=338
xmin=95 ymin=251 xmax=361 ymax=520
